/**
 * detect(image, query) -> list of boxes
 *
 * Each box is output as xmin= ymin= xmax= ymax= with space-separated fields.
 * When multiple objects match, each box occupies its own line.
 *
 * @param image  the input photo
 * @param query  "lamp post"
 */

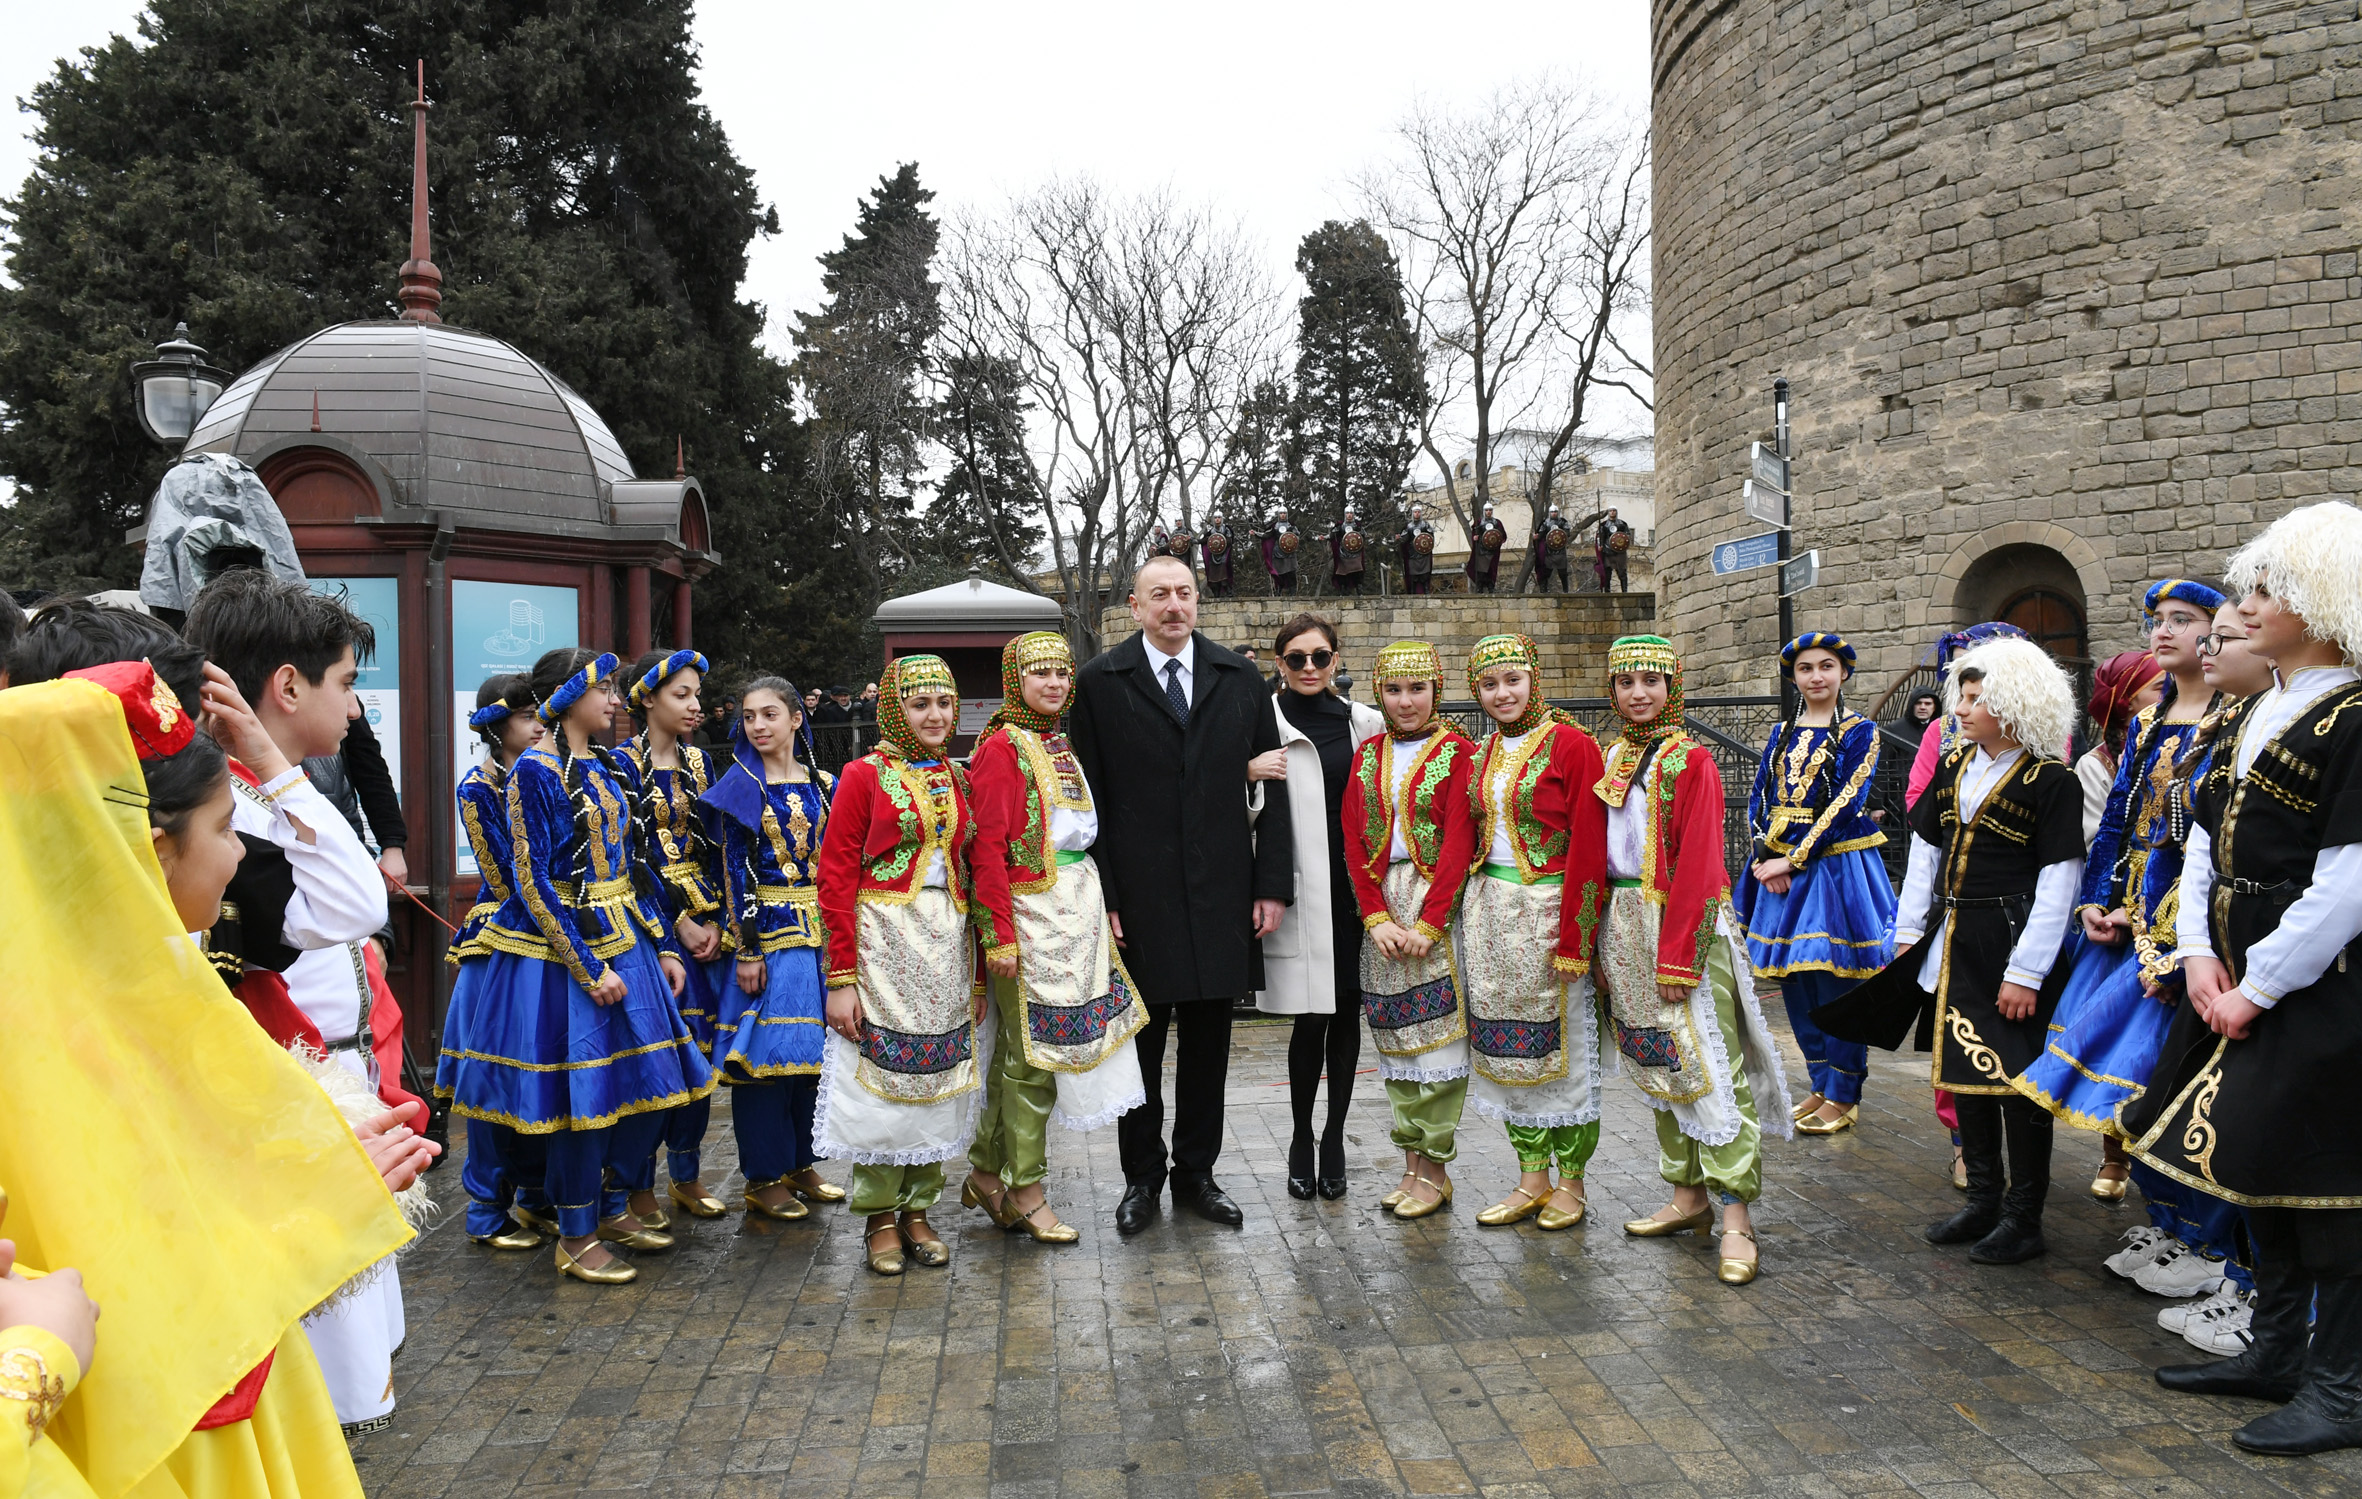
xmin=129 ymin=323 xmax=232 ymax=448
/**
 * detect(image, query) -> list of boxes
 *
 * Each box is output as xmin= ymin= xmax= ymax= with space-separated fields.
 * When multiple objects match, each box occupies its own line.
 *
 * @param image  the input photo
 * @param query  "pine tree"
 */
xmin=0 ymin=0 xmax=840 ymax=687
xmin=790 ymin=164 xmax=942 ymax=608
xmin=928 ymin=351 xmax=1045 ymax=585
xmin=1286 ymin=221 xmax=1424 ymax=590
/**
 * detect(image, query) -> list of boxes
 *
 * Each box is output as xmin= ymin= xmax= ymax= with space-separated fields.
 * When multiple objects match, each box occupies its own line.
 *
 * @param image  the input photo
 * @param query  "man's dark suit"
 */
xmin=1069 ymin=630 xmax=1293 ymax=1191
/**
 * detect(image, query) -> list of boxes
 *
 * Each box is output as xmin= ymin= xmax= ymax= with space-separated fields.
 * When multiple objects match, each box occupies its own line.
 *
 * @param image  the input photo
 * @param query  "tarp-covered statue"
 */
xmin=138 ymin=452 xmax=306 ymax=611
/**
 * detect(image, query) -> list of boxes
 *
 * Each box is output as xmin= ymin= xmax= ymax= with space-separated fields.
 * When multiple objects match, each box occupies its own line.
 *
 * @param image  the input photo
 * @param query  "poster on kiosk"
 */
xmin=310 ymin=577 xmax=401 ymax=852
xmin=451 ymin=581 xmax=579 ymax=876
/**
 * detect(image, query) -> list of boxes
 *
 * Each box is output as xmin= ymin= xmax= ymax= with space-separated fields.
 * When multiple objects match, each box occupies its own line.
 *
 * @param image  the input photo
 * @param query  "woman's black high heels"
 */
xmin=1287 ymin=1134 xmax=1317 ymax=1200
xmin=1316 ymin=1134 xmax=1347 ymax=1199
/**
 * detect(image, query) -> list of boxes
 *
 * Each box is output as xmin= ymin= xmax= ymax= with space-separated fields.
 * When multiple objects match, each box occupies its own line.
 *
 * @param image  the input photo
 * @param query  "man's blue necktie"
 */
xmin=1164 ymin=659 xmax=1190 ymax=727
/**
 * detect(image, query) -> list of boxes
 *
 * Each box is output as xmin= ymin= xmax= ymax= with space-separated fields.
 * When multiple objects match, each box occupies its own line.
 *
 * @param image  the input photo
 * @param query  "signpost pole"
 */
xmin=1773 ymin=377 xmax=1795 ymax=718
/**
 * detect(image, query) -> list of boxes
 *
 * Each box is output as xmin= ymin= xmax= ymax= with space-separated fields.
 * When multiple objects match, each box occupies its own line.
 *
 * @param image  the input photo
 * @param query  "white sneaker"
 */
xmin=2135 ymin=1241 xmax=2231 ymax=1297
xmin=2158 ymin=1278 xmax=2237 ymax=1334
xmin=2103 ymin=1225 xmax=2173 ymax=1279
xmin=2183 ymin=1287 xmax=2257 ymax=1355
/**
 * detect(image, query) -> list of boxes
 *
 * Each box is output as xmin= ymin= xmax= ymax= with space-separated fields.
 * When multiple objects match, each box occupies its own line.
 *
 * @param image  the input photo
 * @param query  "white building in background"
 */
xmin=1405 ymin=435 xmax=1656 ymax=567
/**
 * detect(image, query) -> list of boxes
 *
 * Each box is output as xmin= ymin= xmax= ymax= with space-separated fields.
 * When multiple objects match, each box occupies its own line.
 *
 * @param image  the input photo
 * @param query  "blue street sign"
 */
xmin=1711 ymin=532 xmax=1782 ymax=575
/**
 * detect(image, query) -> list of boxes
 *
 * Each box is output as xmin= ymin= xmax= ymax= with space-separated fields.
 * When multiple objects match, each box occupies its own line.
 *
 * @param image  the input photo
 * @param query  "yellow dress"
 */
xmin=0 ymin=679 xmax=406 ymax=1498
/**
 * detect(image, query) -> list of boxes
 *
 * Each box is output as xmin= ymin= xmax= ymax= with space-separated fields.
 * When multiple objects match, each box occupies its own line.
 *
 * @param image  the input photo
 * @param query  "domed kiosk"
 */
xmin=162 ymin=73 xmax=720 ymax=1050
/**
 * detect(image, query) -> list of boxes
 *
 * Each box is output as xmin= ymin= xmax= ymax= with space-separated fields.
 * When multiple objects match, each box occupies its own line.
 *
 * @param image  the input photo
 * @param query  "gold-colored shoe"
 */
xmin=788 ymin=1168 xmax=848 ymax=1203
xmin=555 ymin=1241 xmax=637 ymax=1284
xmin=1393 ymin=1179 xmax=1453 ymax=1221
xmin=865 ymin=1223 xmax=906 ymax=1277
xmin=899 ymin=1213 xmax=950 ymax=1268
xmin=473 ymin=1222 xmax=544 ymax=1251
xmin=1536 ymin=1191 xmax=1586 ymax=1232
xmin=669 ymin=1181 xmax=727 ymax=1219
xmin=512 ymin=1204 xmax=560 ymax=1235
xmin=2090 ymin=1167 xmax=2130 ymax=1203
xmin=1791 ymin=1092 xmax=1826 ymax=1122
xmin=1476 ymin=1188 xmax=1546 ymax=1227
xmin=1795 ymin=1104 xmax=1859 ymax=1136
xmin=961 ymin=1175 xmax=1019 ymax=1228
xmin=1011 ymin=1201 xmax=1081 ymax=1244
xmin=596 ymin=1215 xmax=675 ymax=1252
xmin=742 ymin=1179 xmax=811 ymax=1221
xmin=1951 ymin=1151 xmax=1969 ymax=1193
xmin=1623 ymin=1205 xmax=1714 ymax=1238
xmin=1717 ymin=1227 xmax=1760 ymax=1286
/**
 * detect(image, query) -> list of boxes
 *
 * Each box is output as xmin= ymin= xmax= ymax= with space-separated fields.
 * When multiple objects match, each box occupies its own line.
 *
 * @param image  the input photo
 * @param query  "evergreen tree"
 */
xmin=928 ymin=351 xmax=1045 ymax=585
xmin=0 ymin=0 xmax=842 ymax=688
xmin=1214 ymin=375 xmax=1298 ymax=596
xmin=790 ymin=164 xmax=942 ymax=607
xmin=1285 ymin=220 xmax=1424 ymax=589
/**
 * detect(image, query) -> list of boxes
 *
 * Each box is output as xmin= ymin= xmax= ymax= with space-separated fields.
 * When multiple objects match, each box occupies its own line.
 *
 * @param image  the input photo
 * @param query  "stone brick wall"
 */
xmin=1097 ymin=593 xmax=1659 ymax=693
xmin=1652 ymin=0 xmax=2362 ymax=700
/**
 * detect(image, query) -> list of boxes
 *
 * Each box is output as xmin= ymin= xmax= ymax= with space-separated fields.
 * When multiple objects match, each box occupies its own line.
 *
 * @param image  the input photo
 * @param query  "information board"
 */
xmin=451 ymin=581 xmax=578 ymax=875
xmin=310 ymin=576 xmax=401 ymax=850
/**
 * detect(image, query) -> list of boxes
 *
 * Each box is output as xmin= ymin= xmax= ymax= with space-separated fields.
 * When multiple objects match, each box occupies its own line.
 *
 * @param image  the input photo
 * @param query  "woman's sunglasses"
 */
xmin=1282 ymin=649 xmax=1337 ymax=671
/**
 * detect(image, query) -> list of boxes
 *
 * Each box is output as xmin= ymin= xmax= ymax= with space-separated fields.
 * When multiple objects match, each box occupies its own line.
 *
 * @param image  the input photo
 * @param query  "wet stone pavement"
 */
xmin=357 ymin=1016 xmax=2362 ymax=1499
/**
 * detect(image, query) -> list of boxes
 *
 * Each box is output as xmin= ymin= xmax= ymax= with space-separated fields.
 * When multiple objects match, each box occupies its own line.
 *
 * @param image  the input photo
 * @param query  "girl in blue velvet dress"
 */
xmin=1734 ymin=632 xmax=1896 ymax=1135
xmin=701 ymin=675 xmax=845 ymax=1222
xmin=614 ymin=648 xmax=734 ymax=1228
xmin=434 ymin=648 xmax=713 ymax=1285
xmin=442 ymin=672 xmax=557 ymax=1251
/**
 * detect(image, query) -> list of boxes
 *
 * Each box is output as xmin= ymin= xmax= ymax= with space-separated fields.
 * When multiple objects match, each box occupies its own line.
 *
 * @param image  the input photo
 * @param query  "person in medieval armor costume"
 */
xmin=1532 ymin=502 xmax=1574 ymax=592
xmin=1328 ymin=507 xmax=1368 ymax=595
xmin=1595 ymin=509 xmax=1634 ymax=593
xmin=1262 ymin=508 xmax=1302 ymax=595
xmin=2122 ymin=502 xmax=2362 ymax=1456
xmin=1597 ymin=635 xmax=1795 ymax=1287
xmin=1465 ymin=502 xmax=1506 ymax=593
xmin=1815 ymin=636 xmax=2083 ymax=1269
xmin=1201 ymin=509 xmax=1237 ymax=596
xmin=1400 ymin=503 xmax=1436 ymax=594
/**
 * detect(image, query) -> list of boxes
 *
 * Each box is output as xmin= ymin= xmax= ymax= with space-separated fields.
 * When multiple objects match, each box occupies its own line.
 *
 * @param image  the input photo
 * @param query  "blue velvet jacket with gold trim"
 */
xmin=721 ymin=771 xmax=835 ymax=956
xmin=615 ymin=737 xmax=733 ymax=951
xmin=482 ymin=745 xmax=679 ymax=993
xmin=448 ymin=759 xmax=515 ymax=965
xmin=1744 ymin=711 xmax=1885 ymax=868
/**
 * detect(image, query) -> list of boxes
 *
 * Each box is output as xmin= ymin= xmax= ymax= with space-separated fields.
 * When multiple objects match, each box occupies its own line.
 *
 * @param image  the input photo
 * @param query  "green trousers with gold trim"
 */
xmin=1385 ymin=1077 xmax=1467 ymax=1163
xmin=1505 ymin=1121 xmax=1602 ymax=1177
xmin=847 ymin=1161 xmax=945 ymax=1215
xmin=1651 ymin=931 xmax=1762 ymax=1204
xmin=969 ymin=972 xmax=1054 ymax=1189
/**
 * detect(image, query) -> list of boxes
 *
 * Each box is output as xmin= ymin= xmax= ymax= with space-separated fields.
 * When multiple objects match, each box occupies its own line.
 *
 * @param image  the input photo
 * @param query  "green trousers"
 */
xmin=1505 ymin=1120 xmax=1602 ymax=1177
xmin=1386 ymin=1076 xmax=1467 ymax=1163
xmin=969 ymin=972 xmax=1053 ymax=1189
xmin=847 ymin=1160 xmax=945 ymax=1215
xmin=1653 ymin=932 xmax=1762 ymax=1204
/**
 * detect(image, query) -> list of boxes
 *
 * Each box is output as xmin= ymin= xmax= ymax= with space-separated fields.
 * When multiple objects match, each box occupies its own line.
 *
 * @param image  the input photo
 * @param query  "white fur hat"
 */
xmin=1944 ymin=636 xmax=2075 ymax=759
xmin=2224 ymin=501 xmax=2362 ymax=665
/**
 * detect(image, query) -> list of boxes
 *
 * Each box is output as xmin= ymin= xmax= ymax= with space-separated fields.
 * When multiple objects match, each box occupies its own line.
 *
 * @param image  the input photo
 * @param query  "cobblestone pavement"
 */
xmin=357 ymin=1017 xmax=2362 ymax=1498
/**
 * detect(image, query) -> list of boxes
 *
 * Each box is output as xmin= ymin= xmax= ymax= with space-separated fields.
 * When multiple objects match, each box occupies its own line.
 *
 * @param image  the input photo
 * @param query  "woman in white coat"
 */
xmin=1253 ymin=613 xmax=1386 ymax=1199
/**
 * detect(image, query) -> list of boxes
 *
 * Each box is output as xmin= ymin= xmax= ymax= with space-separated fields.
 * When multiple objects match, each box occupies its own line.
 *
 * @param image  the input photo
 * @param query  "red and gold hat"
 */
xmin=63 ymin=660 xmax=196 ymax=760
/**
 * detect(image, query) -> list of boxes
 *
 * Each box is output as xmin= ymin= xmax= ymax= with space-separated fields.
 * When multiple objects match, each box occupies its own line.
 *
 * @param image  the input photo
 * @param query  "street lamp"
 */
xmin=130 ymin=323 xmax=232 ymax=447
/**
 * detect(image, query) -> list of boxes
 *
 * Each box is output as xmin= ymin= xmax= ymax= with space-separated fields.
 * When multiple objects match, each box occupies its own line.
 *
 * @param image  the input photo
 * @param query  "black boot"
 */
xmin=2160 ymin=1242 xmax=2308 ymax=1401
xmin=1927 ymin=1096 xmax=2003 ymax=1245
xmin=2235 ymin=1272 xmax=2362 ymax=1453
xmin=1969 ymin=1098 xmax=2050 ymax=1264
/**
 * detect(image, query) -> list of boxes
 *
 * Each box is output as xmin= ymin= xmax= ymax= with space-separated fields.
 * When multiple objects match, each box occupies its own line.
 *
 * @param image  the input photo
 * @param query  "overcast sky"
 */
xmin=1 ymin=1 xmax=1653 ymax=437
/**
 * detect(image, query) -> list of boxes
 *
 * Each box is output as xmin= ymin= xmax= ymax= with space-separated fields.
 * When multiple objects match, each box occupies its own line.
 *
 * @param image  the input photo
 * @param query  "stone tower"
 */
xmin=1652 ymin=0 xmax=2362 ymax=700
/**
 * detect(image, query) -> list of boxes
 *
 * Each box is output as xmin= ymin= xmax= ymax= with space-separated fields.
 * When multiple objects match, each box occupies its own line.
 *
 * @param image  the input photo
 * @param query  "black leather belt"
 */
xmin=2226 ymin=876 xmax=2291 ymax=896
xmin=1943 ymin=894 xmax=2022 ymax=909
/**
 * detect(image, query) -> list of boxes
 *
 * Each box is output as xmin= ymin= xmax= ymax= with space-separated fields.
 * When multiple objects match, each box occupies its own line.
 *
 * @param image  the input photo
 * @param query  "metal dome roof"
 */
xmin=184 ymin=320 xmax=656 ymax=538
xmin=872 ymin=571 xmax=1065 ymax=632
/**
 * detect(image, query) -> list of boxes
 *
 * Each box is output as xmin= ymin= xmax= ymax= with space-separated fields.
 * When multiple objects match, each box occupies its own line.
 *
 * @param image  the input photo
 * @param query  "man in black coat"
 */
xmin=1070 ymin=554 xmax=1293 ymax=1234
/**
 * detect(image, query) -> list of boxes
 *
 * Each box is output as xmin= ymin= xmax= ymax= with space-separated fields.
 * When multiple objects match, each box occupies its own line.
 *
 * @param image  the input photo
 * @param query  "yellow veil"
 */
xmin=0 ymin=679 xmax=411 ymax=1496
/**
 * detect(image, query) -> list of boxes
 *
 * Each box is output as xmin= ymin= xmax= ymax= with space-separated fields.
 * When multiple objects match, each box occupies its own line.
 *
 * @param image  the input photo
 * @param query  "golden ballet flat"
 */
xmin=669 ymin=1181 xmax=727 ymax=1219
xmin=1791 ymin=1093 xmax=1826 ymax=1122
xmin=1011 ymin=1202 xmax=1081 ymax=1244
xmin=555 ymin=1242 xmax=636 ymax=1285
xmin=789 ymin=1168 xmax=848 ymax=1203
xmin=1951 ymin=1151 xmax=1970 ymax=1192
xmin=473 ymin=1223 xmax=543 ymax=1251
xmin=1536 ymin=1194 xmax=1586 ymax=1232
xmin=1718 ymin=1227 xmax=1760 ymax=1286
xmin=596 ymin=1216 xmax=675 ymax=1252
xmin=742 ymin=1180 xmax=811 ymax=1221
xmin=512 ymin=1204 xmax=560 ymax=1235
xmin=1795 ymin=1105 xmax=1859 ymax=1136
xmin=961 ymin=1175 xmax=1020 ymax=1228
xmin=1392 ymin=1180 xmax=1453 ymax=1220
xmin=1381 ymin=1184 xmax=1410 ymax=1211
xmin=899 ymin=1213 xmax=950 ymax=1268
xmin=1623 ymin=1206 xmax=1714 ymax=1238
xmin=635 ymin=1204 xmax=673 ymax=1232
xmin=2090 ymin=1168 xmax=2130 ymax=1203
xmin=865 ymin=1223 xmax=906 ymax=1277
xmin=1476 ymin=1188 xmax=1547 ymax=1227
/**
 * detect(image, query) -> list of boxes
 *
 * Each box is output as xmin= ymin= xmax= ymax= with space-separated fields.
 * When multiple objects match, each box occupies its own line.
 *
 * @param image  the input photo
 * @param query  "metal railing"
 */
xmin=807 ymin=721 xmax=880 ymax=778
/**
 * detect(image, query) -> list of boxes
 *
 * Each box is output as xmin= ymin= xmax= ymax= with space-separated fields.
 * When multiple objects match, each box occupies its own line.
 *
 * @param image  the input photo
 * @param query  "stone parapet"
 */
xmin=1098 ymin=592 xmax=1657 ymax=688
